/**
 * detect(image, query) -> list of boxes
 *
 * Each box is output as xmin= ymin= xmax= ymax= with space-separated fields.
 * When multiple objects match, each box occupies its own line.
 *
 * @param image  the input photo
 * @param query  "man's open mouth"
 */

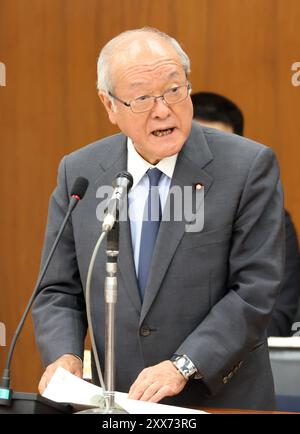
xmin=151 ymin=128 xmax=175 ymax=137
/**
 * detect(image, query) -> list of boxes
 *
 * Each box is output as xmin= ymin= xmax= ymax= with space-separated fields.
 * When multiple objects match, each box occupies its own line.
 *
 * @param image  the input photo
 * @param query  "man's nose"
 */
xmin=151 ymin=96 xmax=170 ymax=118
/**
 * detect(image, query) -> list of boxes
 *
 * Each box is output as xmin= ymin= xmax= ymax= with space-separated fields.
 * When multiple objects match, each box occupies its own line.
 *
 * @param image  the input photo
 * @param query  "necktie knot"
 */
xmin=147 ymin=167 xmax=162 ymax=188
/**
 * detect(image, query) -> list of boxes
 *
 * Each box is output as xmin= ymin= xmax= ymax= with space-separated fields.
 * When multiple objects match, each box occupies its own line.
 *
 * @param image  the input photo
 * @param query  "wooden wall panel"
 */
xmin=0 ymin=0 xmax=299 ymax=392
xmin=277 ymin=0 xmax=300 ymax=232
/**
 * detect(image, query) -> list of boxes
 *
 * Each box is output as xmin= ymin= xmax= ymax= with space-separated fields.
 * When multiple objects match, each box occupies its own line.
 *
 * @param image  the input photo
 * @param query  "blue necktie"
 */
xmin=138 ymin=168 xmax=162 ymax=299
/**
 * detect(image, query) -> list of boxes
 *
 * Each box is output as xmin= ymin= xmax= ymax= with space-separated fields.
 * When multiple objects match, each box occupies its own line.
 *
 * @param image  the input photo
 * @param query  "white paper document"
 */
xmin=42 ymin=367 xmax=207 ymax=414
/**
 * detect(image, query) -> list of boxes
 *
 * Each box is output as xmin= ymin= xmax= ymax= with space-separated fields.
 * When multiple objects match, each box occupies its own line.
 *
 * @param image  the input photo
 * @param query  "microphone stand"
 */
xmin=104 ymin=220 xmax=124 ymax=412
xmin=77 ymin=218 xmax=128 ymax=414
xmin=77 ymin=172 xmax=133 ymax=414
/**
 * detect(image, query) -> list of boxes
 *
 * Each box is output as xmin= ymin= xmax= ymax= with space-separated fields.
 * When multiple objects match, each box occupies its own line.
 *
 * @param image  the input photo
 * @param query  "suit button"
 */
xmin=140 ymin=325 xmax=151 ymax=337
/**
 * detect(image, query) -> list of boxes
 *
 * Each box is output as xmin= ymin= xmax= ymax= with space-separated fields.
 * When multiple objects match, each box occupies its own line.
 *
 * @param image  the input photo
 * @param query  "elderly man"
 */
xmin=33 ymin=28 xmax=284 ymax=410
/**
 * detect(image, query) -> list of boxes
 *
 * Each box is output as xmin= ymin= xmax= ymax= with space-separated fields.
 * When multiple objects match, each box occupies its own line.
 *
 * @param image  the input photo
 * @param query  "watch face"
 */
xmin=177 ymin=358 xmax=186 ymax=369
xmin=173 ymin=355 xmax=197 ymax=379
xmin=172 ymin=355 xmax=203 ymax=380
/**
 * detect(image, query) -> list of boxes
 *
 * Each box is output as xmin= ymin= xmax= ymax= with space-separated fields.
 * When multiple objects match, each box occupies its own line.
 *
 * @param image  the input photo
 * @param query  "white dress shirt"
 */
xmin=127 ymin=138 xmax=178 ymax=275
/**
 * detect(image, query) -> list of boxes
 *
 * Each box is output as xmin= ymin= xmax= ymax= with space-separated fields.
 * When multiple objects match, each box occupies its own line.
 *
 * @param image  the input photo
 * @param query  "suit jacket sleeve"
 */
xmin=32 ymin=157 xmax=87 ymax=367
xmin=175 ymin=146 xmax=285 ymax=395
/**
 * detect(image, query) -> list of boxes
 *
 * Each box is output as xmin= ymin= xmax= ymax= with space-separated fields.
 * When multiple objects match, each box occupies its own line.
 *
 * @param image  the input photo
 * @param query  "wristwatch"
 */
xmin=171 ymin=354 xmax=202 ymax=380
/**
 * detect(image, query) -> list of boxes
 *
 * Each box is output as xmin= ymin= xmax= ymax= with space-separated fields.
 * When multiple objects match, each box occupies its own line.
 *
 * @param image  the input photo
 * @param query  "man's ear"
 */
xmin=98 ymin=92 xmax=117 ymax=125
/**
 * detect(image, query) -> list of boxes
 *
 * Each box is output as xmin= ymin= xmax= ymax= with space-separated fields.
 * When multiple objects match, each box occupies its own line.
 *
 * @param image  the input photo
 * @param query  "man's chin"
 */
xmin=133 ymin=135 xmax=185 ymax=163
xmin=153 ymin=140 xmax=184 ymax=159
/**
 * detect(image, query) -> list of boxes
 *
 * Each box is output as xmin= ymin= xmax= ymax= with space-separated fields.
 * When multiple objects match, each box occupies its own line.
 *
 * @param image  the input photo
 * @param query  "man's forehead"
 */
xmin=109 ymin=33 xmax=185 ymax=90
xmin=127 ymin=69 xmax=182 ymax=89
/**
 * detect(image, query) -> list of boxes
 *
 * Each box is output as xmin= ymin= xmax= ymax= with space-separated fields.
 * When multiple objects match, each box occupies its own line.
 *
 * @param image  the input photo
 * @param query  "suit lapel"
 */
xmin=140 ymin=124 xmax=214 ymax=324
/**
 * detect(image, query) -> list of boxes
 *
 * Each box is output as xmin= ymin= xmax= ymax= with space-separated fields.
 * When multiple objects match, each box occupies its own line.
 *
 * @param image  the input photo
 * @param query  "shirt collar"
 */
xmin=127 ymin=138 xmax=178 ymax=190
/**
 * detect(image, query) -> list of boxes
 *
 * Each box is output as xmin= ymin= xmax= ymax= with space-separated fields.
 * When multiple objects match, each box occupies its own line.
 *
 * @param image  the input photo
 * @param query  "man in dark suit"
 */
xmin=191 ymin=91 xmax=300 ymax=337
xmin=33 ymin=28 xmax=284 ymax=410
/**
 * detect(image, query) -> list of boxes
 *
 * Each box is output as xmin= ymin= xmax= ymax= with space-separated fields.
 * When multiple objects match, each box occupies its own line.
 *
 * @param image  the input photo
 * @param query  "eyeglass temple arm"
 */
xmin=108 ymin=91 xmax=130 ymax=107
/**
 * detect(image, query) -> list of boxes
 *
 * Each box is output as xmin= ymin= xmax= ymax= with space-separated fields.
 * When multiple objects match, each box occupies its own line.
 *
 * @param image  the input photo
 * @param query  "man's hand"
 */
xmin=38 ymin=354 xmax=83 ymax=394
xmin=128 ymin=360 xmax=188 ymax=403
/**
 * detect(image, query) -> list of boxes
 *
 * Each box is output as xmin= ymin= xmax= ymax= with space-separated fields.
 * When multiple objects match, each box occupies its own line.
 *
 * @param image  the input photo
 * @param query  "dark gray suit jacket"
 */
xmin=33 ymin=122 xmax=284 ymax=410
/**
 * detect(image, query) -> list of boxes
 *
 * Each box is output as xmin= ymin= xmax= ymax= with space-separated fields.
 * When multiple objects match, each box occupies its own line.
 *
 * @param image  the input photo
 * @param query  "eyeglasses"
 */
xmin=108 ymin=83 xmax=191 ymax=113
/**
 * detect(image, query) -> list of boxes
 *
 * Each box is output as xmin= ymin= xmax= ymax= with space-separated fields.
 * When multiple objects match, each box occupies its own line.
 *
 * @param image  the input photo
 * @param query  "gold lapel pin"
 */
xmin=195 ymin=183 xmax=204 ymax=190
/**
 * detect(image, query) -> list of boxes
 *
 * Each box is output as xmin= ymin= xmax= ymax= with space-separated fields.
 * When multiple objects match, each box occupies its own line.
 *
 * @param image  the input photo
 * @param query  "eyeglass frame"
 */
xmin=108 ymin=82 xmax=192 ymax=113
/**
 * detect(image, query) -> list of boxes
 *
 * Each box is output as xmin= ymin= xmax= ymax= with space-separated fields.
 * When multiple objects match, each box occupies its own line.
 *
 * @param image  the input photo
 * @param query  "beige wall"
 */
xmin=0 ymin=0 xmax=299 ymax=391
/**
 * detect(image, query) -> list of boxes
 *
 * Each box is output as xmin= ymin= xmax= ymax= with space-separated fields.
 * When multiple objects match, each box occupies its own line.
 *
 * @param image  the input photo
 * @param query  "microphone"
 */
xmin=102 ymin=171 xmax=133 ymax=231
xmin=69 ymin=177 xmax=89 ymax=210
xmin=0 ymin=176 xmax=89 ymax=408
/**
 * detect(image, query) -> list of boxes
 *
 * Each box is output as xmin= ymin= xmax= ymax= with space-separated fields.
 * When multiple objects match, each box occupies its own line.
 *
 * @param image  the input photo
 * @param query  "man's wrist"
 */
xmin=65 ymin=353 xmax=83 ymax=365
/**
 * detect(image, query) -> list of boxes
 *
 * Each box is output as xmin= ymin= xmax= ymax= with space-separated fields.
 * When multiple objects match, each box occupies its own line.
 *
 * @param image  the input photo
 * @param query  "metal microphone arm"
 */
xmin=81 ymin=216 xmax=128 ymax=413
xmin=78 ymin=173 xmax=133 ymax=414
xmin=104 ymin=220 xmax=119 ymax=411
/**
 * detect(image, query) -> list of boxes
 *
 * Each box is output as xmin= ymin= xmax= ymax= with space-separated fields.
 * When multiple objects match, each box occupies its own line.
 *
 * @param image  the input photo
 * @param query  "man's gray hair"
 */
xmin=97 ymin=27 xmax=191 ymax=94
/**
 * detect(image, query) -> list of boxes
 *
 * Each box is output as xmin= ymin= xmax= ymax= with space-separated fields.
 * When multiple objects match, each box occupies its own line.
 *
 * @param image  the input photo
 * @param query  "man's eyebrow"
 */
xmin=168 ymin=71 xmax=181 ymax=79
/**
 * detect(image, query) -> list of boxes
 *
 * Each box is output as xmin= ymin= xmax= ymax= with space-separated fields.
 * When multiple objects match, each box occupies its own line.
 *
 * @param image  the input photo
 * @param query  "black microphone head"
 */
xmin=113 ymin=171 xmax=133 ymax=191
xmin=71 ymin=177 xmax=89 ymax=200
